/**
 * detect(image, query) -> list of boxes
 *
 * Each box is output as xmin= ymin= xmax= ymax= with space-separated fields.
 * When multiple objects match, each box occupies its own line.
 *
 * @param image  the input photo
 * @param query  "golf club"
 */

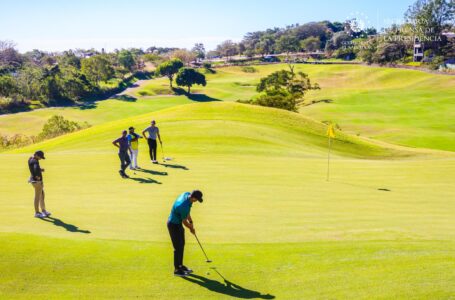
xmin=194 ymin=233 xmax=212 ymax=263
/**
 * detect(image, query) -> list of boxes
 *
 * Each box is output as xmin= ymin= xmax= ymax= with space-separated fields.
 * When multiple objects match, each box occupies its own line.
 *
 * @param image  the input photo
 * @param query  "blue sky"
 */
xmin=0 ymin=0 xmax=414 ymax=52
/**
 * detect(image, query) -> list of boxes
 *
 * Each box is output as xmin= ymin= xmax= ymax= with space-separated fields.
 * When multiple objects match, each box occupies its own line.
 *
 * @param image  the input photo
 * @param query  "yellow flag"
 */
xmin=326 ymin=124 xmax=335 ymax=138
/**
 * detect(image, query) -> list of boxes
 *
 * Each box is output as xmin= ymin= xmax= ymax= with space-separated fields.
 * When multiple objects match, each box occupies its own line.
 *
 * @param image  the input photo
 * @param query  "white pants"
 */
xmin=130 ymin=149 xmax=139 ymax=169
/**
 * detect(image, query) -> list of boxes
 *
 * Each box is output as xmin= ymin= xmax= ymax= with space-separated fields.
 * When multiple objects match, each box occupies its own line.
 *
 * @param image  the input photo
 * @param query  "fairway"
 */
xmin=2 ymin=0 xmax=455 ymax=296
xmin=1 ymin=98 xmax=455 ymax=298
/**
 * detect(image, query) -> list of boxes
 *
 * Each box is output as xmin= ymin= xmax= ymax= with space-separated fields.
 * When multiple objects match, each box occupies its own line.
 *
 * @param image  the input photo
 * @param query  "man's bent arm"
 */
xmin=183 ymin=218 xmax=195 ymax=234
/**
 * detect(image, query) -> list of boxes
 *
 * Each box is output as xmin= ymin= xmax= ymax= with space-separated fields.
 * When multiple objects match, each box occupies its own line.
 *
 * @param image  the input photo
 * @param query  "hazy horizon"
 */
xmin=0 ymin=0 xmax=413 ymax=53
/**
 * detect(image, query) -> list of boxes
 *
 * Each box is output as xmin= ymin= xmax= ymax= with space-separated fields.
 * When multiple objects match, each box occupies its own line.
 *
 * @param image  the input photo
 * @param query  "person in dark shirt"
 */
xmin=28 ymin=150 xmax=50 ymax=218
xmin=113 ymin=130 xmax=132 ymax=178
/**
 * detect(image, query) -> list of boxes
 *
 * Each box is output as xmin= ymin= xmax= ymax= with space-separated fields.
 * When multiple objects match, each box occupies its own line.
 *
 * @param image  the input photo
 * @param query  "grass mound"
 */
xmin=9 ymin=102 xmax=416 ymax=159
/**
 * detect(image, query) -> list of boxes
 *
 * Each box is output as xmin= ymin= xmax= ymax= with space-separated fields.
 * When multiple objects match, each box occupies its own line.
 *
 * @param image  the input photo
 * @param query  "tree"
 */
xmin=0 ymin=75 xmax=17 ymax=97
xmin=325 ymin=31 xmax=352 ymax=55
xmin=294 ymin=22 xmax=329 ymax=43
xmin=255 ymin=34 xmax=275 ymax=56
xmin=375 ymin=40 xmax=408 ymax=64
xmin=58 ymin=50 xmax=81 ymax=68
xmin=192 ymin=43 xmax=206 ymax=60
xmin=81 ymin=55 xmax=114 ymax=85
xmin=275 ymin=34 xmax=299 ymax=54
xmin=405 ymin=0 xmax=455 ymax=52
xmin=216 ymin=40 xmax=239 ymax=60
xmin=170 ymin=49 xmax=196 ymax=66
xmin=117 ymin=50 xmax=137 ymax=73
xmin=0 ymin=41 xmax=23 ymax=72
xmin=155 ymin=59 xmax=184 ymax=88
xmin=175 ymin=67 xmax=206 ymax=94
xmin=357 ymin=38 xmax=379 ymax=63
xmin=253 ymin=68 xmax=319 ymax=111
xmin=300 ymin=37 xmax=322 ymax=52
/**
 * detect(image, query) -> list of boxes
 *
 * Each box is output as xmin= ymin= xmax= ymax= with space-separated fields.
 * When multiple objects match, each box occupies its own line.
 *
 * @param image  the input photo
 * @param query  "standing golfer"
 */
xmin=167 ymin=190 xmax=203 ymax=277
xmin=142 ymin=120 xmax=162 ymax=164
xmin=113 ymin=130 xmax=132 ymax=178
xmin=28 ymin=150 xmax=51 ymax=218
xmin=128 ymin=126 xmax=142 ymax=170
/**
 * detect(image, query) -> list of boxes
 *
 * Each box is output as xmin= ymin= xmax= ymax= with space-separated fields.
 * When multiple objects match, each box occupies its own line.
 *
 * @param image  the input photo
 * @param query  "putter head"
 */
xmin=206 ymin=260 xmax=212 ymax=263
xmin=164 ymin=157 xmax=172 ymax=161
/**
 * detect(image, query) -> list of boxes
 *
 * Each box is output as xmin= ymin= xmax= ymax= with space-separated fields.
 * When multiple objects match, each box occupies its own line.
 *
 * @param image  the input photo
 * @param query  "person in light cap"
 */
xmin=127 ymin=126 xmax=142 ymax=170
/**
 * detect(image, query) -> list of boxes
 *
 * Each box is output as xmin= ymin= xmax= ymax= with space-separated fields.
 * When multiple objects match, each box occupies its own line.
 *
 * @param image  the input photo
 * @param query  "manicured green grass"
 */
xmin=1 ymin=64 xmax=454 ymax=152
xmin=1 ymin=102 xmax=454 ymax=298
xmin=2 ymin=234 xmax=454 ymax=299
xmin=1 ymin=64 xmax=454 ymax=298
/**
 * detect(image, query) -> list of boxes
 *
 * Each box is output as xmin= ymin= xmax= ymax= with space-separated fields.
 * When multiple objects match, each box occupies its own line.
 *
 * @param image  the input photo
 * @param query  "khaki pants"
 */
xmin=31 ymin=181 xmax=45 ymax=212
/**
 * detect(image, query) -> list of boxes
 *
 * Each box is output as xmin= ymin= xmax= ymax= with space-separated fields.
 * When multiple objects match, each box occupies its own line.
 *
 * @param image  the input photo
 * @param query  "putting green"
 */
xmin=1 ymin=101 xmax=454 ymax=298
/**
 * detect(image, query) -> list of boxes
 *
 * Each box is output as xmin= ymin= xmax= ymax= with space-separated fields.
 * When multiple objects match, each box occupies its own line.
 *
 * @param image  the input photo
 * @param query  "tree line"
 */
xmin=211 ymin=0 xmax=454 ymax=67
xmin=0 ymin=44 xmax=150 ymax=112
xmin=0 ymin=42 xmax=211 ymax=113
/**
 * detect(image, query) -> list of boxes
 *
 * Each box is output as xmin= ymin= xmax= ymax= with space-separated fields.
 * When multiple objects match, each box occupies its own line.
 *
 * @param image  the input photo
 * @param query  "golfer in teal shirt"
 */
xmin=167 ymin=190 xmax=203 ymax=277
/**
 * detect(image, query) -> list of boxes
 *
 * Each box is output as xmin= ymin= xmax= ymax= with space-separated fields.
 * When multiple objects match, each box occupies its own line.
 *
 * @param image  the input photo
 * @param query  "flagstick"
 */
xmin=326 ymin=136 xmax=332 ymax=181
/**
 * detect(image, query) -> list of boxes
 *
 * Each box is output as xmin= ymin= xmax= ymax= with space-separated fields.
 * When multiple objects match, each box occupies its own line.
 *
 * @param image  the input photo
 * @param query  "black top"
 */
xmin=28 ymin=157 xmax=42 ymax=182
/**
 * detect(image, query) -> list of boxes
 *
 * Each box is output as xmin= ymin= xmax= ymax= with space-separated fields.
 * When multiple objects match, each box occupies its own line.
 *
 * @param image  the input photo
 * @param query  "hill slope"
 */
xmin=2 ymin=64 xmax=454 ymax=152
xmin=10 ymin=102 xmax=419 ymax=159
xmin=1 ymin=102 xmax=455 ymax=298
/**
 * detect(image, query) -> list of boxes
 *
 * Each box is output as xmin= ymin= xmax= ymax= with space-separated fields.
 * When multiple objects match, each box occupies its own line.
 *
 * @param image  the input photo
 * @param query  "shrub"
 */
xmin=428 ymin=56 xmax=445 ymax=70
xmin=38 ymin=115 xmax=89 ymax=140
xmin=241 ymin=66 xmax=257 ymax=73
xmin=0 ymin=134 xmax=35 ymax=149
xmin=253 ymin=89 xmax=298 ymax=111
xmin=0 ymin=96 xmax=30 ymax=113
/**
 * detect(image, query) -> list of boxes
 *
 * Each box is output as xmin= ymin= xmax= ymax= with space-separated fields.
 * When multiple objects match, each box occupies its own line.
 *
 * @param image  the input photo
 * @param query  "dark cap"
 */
xmin=129 ymin=126 xmax=135 ymax=130
xmin=34 ymin=150 xmax=45 ymax=159
xmin=191 ymin=190 xmax=203 ymax=202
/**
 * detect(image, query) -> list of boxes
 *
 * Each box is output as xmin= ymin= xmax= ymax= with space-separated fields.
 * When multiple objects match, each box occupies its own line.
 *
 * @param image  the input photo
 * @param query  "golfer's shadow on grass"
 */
xmin=40 ymin=217 xmax=91 ymax=234
xmin=136 ymin=168 xmax=168 ymax=176
xmin=128 ymin=177 xmax=162 ymax=184
xmin=183 ymin=272 xmax=275 ymax=299
xmin=160 ymin=163 xmax=189 ymax=170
